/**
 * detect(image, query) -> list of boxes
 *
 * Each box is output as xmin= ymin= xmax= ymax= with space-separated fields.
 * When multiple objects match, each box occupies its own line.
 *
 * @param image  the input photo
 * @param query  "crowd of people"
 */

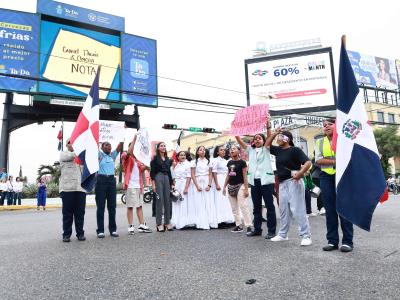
xmin=59 ymin=117 xmax=355 ymax=253
xmin=0 ymin=172 xmax=24 ymax=206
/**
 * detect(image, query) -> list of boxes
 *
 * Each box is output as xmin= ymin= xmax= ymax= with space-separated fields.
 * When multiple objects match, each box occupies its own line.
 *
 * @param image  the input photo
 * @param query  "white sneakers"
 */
xmin=128 ymin=225 xmax=135 ymax=235
xmin=301 ymin=237 xmax=313 ymax=246
xmin=319 ymin=208 xmax=326 ymax=215
xmin=128 ymin=223 xmax=153 ymax=234
xmin=271 ymin=235 xmax=289 ymax=242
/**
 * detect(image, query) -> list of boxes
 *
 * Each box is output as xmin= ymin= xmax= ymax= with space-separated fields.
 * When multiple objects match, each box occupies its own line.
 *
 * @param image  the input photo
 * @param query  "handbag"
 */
xmin=227 ymin=183 xmax=242 ymax=197
xmin=170 ymin=189 xmax=183 ymax=202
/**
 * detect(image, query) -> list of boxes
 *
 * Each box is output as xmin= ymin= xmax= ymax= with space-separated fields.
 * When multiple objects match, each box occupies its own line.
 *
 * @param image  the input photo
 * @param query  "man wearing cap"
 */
xmin=96 ymin=141 xmax=123 ymax=238
xmin=316 ymin=118 xmax=353 ymax=252
xmin=59 ymin=139 xmax=87 ymax=242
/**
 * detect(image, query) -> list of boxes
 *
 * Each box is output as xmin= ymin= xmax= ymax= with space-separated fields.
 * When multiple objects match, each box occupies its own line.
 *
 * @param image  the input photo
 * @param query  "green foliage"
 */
xmin=37 ymin=164 xmax=61 ymax=184
xmin=22 ymin=184 xmax=38 ymax=198
xmin=374 ymin=126 xmax=400 ymax=177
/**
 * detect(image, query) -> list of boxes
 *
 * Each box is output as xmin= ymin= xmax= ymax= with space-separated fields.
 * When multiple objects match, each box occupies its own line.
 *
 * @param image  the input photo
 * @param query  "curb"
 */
xmin=0 ymin=203 xmax=98 ymax=211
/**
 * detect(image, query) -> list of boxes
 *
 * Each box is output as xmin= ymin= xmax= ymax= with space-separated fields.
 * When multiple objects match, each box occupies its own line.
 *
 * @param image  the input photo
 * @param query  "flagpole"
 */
xmin=341 ymin=35 xmax=346 ymax=47
xmin=61 ymin=118 xmax=64 ymax=151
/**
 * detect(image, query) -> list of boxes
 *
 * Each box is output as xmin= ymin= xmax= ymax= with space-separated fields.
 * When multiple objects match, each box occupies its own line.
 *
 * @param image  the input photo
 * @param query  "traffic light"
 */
xmin=162 ymin=124 xmax=177 ymax=129
xmin=202 ymin=127 xmax=216 ymax=133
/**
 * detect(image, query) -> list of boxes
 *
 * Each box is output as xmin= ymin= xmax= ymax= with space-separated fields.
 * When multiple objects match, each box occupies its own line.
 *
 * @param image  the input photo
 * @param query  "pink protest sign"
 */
xmin=229 ymin=104 xmax=269 ymax=135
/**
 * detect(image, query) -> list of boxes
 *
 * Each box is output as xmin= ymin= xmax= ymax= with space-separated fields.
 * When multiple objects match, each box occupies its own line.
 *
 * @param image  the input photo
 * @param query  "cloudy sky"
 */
xmin=1 ymin=0 xmax=399 ymax=182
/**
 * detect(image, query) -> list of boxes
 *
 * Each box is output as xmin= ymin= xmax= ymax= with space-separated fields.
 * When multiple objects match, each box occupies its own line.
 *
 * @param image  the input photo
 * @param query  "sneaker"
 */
xmin=97 ymin=232 xmax=105 ymax=238
xmin=319 ymin=208 xmax=326 ymax=215
xmin=62 ymin=236 xmax=71 ymax=242
xmin=308 ymin=212 xmax=318 ymax=217
xmin=270 ymin=235 xmax=288 ymax=242
xmin=265 ymin=233 xmax=276 ymax=240
xmin=110 ymin=232 xmax=119 ymax=237
xmin=128 ymin=225 xmax=135 ymax=235
xmin=77 ymin=235 xmax=86 ymax=241
xmin=246 ymin=230 xmax=262 ymax=237
xmin=301 ymin=237 xmax=312 ymax=246
xmin=138 ymin=223 xmax=152 ymax=233
xmin=322 ymin=244 xmax=338 ymax=251
xmin=231 ymin=226 xmax=243 ymax=233
xmin=340 ymin=244 xmax=353 ymax=253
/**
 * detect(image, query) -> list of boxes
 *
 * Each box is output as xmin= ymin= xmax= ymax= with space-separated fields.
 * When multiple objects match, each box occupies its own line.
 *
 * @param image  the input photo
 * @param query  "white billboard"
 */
xmin=245 ymin=48 xmax=336 ymax=113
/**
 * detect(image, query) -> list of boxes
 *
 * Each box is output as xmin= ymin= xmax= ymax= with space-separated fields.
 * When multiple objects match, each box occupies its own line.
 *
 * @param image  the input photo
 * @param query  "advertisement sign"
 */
xmin=121 ymin=33 xmax=157 ymax=107
xmin=347 ymin=50 xmax=398 ymax=90
xmin=38 ymin=20 xmax=121 ymax=100
xmin=0 ymin=9 xmax=39 ymax=92
xmin=245 ymin=48 xmax=336 ymax=113
xmin=229 ymin=104 xmax=269 ymax=135
xmin=37 ymin=0 xmax=125 ymax=32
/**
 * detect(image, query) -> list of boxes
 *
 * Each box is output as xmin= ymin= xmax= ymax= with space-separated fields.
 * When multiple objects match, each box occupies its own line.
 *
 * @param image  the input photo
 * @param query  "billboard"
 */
xmin=347 ymin=50 xmax=398 ymax=90
xmin=38 ymin=20 xmax=121 ymax=100
xmin=121 ymin=33 xmax=157 ymax=106
xmin=245 ymin=48 xmax=336 ymax=113
xmin=0 ymin=9 xmax=39 ymax=92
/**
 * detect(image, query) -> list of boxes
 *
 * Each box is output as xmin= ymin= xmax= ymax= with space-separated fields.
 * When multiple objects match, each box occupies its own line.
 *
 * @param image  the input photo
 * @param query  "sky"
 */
xmin=1 ymin=0 xmax=400 ymax=182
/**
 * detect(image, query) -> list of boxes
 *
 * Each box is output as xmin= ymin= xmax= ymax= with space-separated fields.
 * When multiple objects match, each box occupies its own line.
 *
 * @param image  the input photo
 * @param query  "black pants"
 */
xmin=13 ymin=192 xmax=22 ymax=205
xmin=305 ymin=188 xmax=312 ymax=214
xmin=7 ymin=192 xmax=14 ymax=205
xmin=61 ymin=191 xmax=86 ymax=238
xmin=95 ymin=176 xmax=117 ymax=234
xmin=250 ymin=180 xmax=276 ymax=234
xmin=0 ymin=192 xmax=6 ymax=205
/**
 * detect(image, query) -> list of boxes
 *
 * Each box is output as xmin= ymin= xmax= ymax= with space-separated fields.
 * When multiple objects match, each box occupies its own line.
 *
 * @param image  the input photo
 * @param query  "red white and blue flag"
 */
xmin=172 ymin=130 xmax=184 ymax=162
xmin=335 ymin=37 xmax=387 ymax=231
xmin=69 ymin=68 xmax=100 ymax=192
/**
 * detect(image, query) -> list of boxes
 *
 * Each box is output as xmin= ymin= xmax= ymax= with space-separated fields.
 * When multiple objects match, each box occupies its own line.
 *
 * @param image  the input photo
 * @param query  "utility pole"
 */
xmin=0 ymin=93 xmax=13 ymax=171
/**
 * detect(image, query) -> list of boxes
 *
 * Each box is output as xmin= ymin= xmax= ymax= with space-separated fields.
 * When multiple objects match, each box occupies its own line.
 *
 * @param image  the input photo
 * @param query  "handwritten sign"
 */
xmin=133 ymin=128 xmax=151 ymax=167
xmin=229 ymin=104 xmax=269 ymax=135
xmin=99 ymin=121 xmax=125 ymax=144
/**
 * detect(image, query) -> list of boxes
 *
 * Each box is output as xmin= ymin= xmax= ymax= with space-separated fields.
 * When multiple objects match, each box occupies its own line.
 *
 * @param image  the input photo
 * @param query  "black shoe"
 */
xmin=322 ymin=244 xmax=338 ymax=251
xmin=340 ymin=244 xmax=353 ymax=253
xmin=77 ymin=235 xmax=86 ymax=241
xmin=110 ymin=232 xmax=119 ymax=237
xmin=62 ymin=236 xmax=71 ymax=243
xmin=247 ymin=230 xmax=262 ymax=237
xmin=231 ymin=226 xmax=243 ymax=233
xmin=265 ymin=233 xmax=276 ymax=240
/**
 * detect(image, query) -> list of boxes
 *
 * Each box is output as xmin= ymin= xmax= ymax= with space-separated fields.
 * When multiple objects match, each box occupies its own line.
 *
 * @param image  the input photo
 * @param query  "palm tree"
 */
xmin=37 ymin=164 xmax=61 ymax=184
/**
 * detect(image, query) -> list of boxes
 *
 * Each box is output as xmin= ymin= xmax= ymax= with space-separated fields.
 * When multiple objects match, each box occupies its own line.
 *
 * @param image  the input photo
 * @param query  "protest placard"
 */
xmin=133 ymin=128 xmax=151 ymax=166
xmin=229 ymin=104 xmax=269 ymax=135
xmin=99 ymin=121 xmax=125 ymax=144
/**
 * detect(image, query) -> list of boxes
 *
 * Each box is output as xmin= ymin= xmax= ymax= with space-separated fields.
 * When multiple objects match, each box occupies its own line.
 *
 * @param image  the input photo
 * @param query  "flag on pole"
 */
xmin=57 ymin=125 xmax=63 ymax=151
xmin=172 ymin=130 xmax=184 ymax=162
xmin=69 ymin=67 xmax=101 ymax=192
xmin=335 ymin=36 xmax=387 ymax=231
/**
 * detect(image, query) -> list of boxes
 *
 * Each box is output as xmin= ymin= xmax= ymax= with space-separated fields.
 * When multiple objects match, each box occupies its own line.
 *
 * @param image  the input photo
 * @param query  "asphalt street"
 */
xmin=0 ymin=195 xmax=399 ymax=300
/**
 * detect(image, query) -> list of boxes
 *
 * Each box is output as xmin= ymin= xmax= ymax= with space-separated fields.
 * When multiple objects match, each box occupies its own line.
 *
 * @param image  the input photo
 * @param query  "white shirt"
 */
xmin=174 ymin=161 xmax=191 ymax=180
xmin=191 ymin=158 xmax=210 ymax=177
xmin=0 ymin=182 xmax=7 ymax=191
xmin=14 ymin=181 xmax=23 ymax=193
xmin=128 ymin=164 xmax=140 ymax=188
xmin=212 ymin=156 xmax=228 ymax=175
xmin=7 ymin=181 xmax=14 ymax=192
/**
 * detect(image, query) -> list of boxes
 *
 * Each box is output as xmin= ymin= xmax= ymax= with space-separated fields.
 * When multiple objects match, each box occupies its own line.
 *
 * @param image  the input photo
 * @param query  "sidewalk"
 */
xmin=0 ymin=193 xmax=125 ymax=211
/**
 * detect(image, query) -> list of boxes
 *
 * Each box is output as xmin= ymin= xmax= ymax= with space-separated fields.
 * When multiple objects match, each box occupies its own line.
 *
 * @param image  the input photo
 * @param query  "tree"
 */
xmin=37 ymin=164 xmax=61 ymax=184
xmin=374 ymin=126 xmax=400 ymax=177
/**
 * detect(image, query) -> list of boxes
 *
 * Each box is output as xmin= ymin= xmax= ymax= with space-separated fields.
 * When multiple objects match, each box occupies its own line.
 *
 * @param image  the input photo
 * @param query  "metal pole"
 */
xmin=0 ymin=93 xmax=13 ymax=172
xmin=61 ymin=118 xmax=64 ymax=151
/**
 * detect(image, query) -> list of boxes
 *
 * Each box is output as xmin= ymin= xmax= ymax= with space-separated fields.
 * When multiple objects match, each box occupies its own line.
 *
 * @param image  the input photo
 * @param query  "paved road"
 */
xmin=0 ymin=196 xmax=399 ymax=299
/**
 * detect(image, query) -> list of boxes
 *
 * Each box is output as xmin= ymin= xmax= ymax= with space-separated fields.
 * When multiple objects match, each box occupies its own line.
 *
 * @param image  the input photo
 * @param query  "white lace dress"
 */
xmin=212 ymin=157 xmax=234 ymax=224
xmin=171 ymin=161 xmax=191 ymax=229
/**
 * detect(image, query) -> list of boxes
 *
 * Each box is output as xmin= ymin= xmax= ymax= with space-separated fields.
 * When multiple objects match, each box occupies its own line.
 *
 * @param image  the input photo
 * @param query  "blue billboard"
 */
xmin=38 ymin=20 xmax=121 ymax=100
xmin=0 ymin=9 xmax=39 ymax=92
xmin=37 ymin=0 xmax=125 ymax=32
xmin=121 ymin=33 xmax=157 ymax=107
xmin=348 ymin=50 xmax=398 ymax=90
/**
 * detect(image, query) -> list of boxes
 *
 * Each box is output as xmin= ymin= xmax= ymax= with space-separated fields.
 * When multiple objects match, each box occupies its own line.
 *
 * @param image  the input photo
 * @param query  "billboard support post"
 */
xmin=0 ymin=93 xmax=13 ymax=171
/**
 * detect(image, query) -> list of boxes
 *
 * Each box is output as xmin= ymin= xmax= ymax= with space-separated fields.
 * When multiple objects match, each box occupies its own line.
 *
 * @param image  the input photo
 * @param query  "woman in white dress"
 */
xmin=212 ymin=146 xmax=234 ymax=226
xmin=171 ymin=151 xmax=192 ymax=229
xmin=190 ymin=146 xmax=218 ymax=229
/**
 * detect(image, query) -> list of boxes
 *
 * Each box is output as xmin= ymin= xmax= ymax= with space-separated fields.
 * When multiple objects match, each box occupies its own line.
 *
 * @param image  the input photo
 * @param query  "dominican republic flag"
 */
xmin=336 ymin=37 xmax=387 ymax=231
xmin=57 ymin=125 xmax=63 ymax=151
xmin=172 ymin=130 xmax=184 ymax=162
xmin=69 ymin=67 xmax=101 ymax=192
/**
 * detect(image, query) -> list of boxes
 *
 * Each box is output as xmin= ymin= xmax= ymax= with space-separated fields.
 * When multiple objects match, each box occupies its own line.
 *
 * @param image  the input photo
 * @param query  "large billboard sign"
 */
xmin=121 ymin=33 xmax=157 ymax=106
xmin=0 ymin=1 xmax=158 ymax=107
xmin=347 ymin=50 xmax=398 ymax=90
xmin=245 ymin=48 xmax=336 ymax=113
xmin=0 ymin=9 xmax=39 ymax=92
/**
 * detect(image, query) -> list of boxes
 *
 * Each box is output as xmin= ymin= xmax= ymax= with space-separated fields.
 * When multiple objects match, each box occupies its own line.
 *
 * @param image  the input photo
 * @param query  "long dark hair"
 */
xmin=213 ymin=145 xmax=223 ymax=158
xmin=156 ymin=142 xmax=168 ymax=160
xmin=195 ymin=146 xmax=210 ymax=165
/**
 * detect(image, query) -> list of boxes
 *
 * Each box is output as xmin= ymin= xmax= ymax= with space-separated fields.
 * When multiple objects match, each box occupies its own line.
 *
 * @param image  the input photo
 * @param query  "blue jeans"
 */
xmin=250 ymin=180 xmax=276 ymax=234
xmin=319 ymin=173 xmax=353 ymax=247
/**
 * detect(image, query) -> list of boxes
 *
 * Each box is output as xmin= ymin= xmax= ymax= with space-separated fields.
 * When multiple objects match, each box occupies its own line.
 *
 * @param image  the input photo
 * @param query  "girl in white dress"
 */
xmin=171 ymin=151 xmax=192 ymax=229
xmin=212 ymin=146 xmax=234 ymax=225
xmin=191 ymin=146 xmax=218 ymax=229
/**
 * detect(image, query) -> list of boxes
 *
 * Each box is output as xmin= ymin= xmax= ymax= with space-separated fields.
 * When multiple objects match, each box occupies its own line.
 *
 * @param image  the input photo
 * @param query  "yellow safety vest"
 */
xmin=317 ymin=136 xmax=336 ymax=175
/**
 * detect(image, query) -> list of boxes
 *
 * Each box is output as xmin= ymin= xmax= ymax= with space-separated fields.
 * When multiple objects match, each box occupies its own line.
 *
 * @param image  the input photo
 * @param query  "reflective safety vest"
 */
xmin=317 ymin=136 xmax=336 ymax=175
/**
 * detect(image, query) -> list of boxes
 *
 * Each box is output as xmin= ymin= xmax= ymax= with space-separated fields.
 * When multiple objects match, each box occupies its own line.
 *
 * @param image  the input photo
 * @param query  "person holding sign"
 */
xmin=150 ymin=142 xmax=174 ymax=232
xmin=235 ymin=122 xmax=277 ymax=239
xmin=121 ymin=134 xmax=152 ymax=235
xmin=266 ymin=130 xmax=312 ymax=246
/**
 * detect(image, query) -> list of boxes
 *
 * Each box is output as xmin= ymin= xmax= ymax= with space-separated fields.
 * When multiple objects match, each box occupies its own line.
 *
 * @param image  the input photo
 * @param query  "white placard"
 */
xmin=133 ymin=128 xmax=151 ymax=167
xmin=99 ymin=121 xmax=125 ymax=144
